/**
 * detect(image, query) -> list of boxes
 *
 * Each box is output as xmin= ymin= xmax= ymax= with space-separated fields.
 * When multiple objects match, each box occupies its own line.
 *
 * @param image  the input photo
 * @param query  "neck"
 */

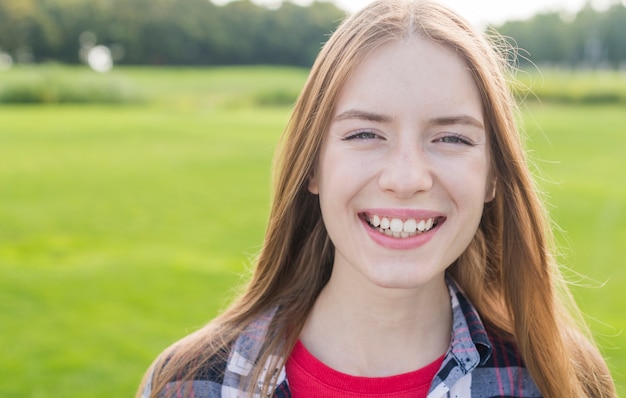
xmin=300 ymin=272 xmax=451 ymax=377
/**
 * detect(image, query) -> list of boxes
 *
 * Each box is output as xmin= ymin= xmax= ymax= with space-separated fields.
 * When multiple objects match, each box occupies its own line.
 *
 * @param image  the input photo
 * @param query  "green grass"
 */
xmin=0 ymin=65 xmax=142 ymax=104
xmin=1 ymin=66 xmax=624 ymax=396
xmin=513 ymin=68 xmax=626 ymax=104
xmin=522 ymin=103 xmax=626 ymax=391
xmin=0 ymin=65 xmax=304 ymax=106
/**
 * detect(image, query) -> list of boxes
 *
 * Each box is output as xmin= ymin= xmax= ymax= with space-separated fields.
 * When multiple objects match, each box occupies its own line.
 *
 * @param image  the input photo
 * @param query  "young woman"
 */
xmin=138 ymin=0 xmax=616 ymax=397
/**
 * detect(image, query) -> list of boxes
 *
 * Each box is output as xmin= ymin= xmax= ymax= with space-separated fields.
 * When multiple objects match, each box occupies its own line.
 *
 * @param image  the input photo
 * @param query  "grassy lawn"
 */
xmin=522 ymin=102 xmax=626 ymax=391
xmin=0 ymin=66 xmax=624 ymax=396
xmin=0 ymin=103 xmax=290 ymax=398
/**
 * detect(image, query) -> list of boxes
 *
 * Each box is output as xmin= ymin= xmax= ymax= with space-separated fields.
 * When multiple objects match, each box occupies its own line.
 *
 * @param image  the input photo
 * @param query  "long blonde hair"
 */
xmin=140 ymin=1 xmax=616 ymax=397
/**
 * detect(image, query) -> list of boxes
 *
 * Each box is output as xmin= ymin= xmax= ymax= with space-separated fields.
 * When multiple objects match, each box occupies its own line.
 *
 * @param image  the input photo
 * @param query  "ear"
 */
xmin=484 ymin=177 xmax=497 ymax=203
xmin=307 ymin=173 xmax=319 ymax=195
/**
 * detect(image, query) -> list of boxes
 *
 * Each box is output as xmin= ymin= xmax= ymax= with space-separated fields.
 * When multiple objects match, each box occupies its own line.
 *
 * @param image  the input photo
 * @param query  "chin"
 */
xmin=367 ymin=271 xmax=445 ymax=291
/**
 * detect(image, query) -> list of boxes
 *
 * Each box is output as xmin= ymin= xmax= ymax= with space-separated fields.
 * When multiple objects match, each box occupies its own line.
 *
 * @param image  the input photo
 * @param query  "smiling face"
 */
xmin=308 ymin=35 xmax=494 ymax=292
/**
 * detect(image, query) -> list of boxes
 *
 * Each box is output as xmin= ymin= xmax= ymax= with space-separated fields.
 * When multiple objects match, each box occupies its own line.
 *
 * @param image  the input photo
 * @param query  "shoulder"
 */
xmin=470 ymin=331 xmax=542 ymax=398
xmin=142 ymin=308 xmax=281 ymax=398
xmin=483 ymin=331 xmax=525 ymax=369
xmin=439 ymin=278 xmax=543 ymax=397
xmin=142 ymin=346 xmax=230 ymax=398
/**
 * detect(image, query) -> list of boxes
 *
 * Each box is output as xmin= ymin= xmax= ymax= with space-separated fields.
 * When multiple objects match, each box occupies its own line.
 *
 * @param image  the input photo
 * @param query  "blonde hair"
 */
xmin=139 ymin=1 xmax=616 ymax=397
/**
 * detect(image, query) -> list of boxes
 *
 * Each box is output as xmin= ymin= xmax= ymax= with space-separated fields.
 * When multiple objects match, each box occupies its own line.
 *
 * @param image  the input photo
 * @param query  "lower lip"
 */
xmin=360 ymin=217 xmax=439 ymax=250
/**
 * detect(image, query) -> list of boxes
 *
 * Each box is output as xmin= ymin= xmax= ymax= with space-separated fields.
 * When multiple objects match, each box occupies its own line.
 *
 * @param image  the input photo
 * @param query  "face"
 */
xmin=308 ymin=35 xmax=494 ymax=292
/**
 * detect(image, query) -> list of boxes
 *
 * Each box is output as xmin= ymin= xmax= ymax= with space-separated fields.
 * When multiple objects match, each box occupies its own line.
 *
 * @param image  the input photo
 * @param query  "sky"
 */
xmin=226 ymin=0 xmax=623 ymax=27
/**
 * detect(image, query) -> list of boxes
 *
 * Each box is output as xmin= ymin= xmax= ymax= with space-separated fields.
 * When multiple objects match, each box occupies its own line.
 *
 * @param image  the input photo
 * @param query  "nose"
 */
xmin=377 ymin=141 xmax=433 ymax=198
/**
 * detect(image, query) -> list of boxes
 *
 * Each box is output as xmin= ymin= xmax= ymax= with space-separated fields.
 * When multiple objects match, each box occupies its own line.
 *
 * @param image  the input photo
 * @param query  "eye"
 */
xmin=437 ymin=133 xmax=474 ymax=146
xmin=343 ymin=130 xmax=381 ymax=141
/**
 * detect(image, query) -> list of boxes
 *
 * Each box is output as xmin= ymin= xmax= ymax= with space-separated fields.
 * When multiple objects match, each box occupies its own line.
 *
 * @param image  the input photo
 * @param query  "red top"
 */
xmin=285 ymin=340 xmax=444 ymax=397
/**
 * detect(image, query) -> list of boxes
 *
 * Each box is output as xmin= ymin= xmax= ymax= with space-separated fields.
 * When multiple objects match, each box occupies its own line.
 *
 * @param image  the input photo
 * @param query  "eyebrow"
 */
xmin=333 ymin=109 xmax=484 ymax=129
xmin=427 ymin=115 xmax=484 ymax=129
xmin=333 ymin=109 xmax=393 ymax=123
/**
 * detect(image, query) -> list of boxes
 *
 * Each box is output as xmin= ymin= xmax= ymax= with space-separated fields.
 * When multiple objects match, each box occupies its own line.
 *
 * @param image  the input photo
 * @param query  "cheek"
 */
xmin=317 ymin=150 xmax=372 ymax=192
xmin=438 ymin=156 xmax=490 ymax=204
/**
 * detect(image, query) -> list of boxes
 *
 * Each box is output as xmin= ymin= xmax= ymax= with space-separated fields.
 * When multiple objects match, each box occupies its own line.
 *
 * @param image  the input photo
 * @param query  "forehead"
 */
xmin=334 ymin=35 xmax=483 ymax=121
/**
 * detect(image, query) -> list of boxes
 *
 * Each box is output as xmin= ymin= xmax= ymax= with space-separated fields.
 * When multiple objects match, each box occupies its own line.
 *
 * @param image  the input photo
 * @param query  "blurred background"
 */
xmin=1 ymin=0 xmax=624 ymax=396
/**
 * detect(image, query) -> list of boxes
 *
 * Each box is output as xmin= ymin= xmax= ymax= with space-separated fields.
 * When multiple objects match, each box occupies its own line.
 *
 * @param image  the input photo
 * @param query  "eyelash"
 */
xmin=343 ymin=130 xmax=380 ymax=140
xmin=438 ymin=133 xmax=474 ymax=146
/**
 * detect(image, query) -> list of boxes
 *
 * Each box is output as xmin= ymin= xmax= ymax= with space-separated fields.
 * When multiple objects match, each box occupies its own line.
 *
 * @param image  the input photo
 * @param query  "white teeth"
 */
xmin=367 ymin=214 xmax=438 ymax=239
xmin=380 ymin=217 xmax=390 ymax=229
xmin=417 ymin=219 xmax=426 ymax=232
xmin=403 ymin=218 xmax=417 ymax=233
xmin=389 ymin=218 xmax=403 ymax=232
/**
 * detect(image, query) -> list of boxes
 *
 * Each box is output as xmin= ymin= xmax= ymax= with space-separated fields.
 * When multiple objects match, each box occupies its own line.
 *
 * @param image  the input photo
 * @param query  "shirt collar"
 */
xmin=446 ymin=277 xmax=493 ymax=372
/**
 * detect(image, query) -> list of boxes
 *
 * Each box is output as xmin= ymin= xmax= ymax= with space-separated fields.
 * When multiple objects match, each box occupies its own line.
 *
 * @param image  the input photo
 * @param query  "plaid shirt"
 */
xmin=144 ymin=279 xmax=542 ymax=397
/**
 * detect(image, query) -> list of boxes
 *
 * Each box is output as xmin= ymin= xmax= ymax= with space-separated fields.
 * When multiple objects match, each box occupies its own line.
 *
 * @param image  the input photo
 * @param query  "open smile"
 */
xmin=361 ymin=213 xmax=444 ymax=239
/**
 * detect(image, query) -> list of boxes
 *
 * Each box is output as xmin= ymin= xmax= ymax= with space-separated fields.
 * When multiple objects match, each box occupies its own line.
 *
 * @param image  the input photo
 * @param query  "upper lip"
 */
xmin=360 ymin=208 xmax=445 ymax=219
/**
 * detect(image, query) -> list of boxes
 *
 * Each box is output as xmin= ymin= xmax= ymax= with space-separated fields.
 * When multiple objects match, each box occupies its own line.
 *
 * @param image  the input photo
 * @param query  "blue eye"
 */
xmin=438 ymin=134 xmax=474 ymax=146
xmin=344 ymin=130 xmax=380 ymax=140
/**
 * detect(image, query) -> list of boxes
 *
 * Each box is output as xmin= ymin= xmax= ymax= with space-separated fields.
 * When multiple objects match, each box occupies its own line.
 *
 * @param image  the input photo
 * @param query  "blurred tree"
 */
xmin=495 ymin=1 xmax=626 ymax=69
xmin=571 ymin=1 xmax=605 ymax=67
xmin=256 ymin=1 xmax=341 ymax=65
xmin=0 ymin=0 xmax=41 ymax=62
xmin=0 ymin=0 xmax=346 ymax=65
xmin=498 ymin=12 xmax=569 ymax=66
xmin=3 ymin=0 xmax=624 ymax=67
xmin=604 ymin=2 xmax=626 ymax=68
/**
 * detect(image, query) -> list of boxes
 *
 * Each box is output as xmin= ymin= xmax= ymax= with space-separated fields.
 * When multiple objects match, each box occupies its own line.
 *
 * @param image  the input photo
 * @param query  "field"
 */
xmin=1 ymin=66 xmax=625 ymax=396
